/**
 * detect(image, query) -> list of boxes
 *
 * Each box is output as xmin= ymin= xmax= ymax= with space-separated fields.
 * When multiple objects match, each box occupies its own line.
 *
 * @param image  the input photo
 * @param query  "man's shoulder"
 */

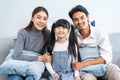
xmin=75 ymin=29 xmax=79 ymax=35
xmin=91 ymin=26 xmax=105 ymax=34
xmin=91 ymin=26 xmax=108 ymax=38
xmin=75 ymin=29 xmax=79 ymax=33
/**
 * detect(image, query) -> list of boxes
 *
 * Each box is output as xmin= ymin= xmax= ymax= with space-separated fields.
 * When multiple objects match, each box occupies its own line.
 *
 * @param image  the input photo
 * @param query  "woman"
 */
xmin=8 ymin=6 xmax=51 ymax=80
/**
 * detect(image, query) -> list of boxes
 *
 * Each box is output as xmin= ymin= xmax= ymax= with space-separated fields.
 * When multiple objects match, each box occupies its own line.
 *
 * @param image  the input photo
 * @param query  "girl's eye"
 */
xmin=37 ymin=17 xmax=40 ymax=19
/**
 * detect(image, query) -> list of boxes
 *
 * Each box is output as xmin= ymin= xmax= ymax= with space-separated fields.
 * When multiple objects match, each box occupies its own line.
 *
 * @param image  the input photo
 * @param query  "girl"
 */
xmin=7 ymin=6 xmax=51 ymax=80
xmin=46 ymin=19 xmax=81 ymax=80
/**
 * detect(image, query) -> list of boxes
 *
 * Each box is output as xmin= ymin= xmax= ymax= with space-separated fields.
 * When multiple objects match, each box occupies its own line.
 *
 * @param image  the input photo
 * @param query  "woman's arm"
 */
xmin=14 ymin=29 xmax=38 ymax=61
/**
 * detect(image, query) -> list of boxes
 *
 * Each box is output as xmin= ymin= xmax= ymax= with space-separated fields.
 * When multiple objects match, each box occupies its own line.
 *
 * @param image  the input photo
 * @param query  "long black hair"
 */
xmin=47 ymin=19 xmax=80 ymax=60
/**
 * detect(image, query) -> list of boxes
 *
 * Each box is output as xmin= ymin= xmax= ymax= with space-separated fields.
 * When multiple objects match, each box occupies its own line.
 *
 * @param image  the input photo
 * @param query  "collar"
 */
xmin=76 ymin=25 xmax=95 ymax=39
xmin=31 ymin=26 xmax=42 ymax=33
xmin=30 ymin=26 xmax=42 ymax=37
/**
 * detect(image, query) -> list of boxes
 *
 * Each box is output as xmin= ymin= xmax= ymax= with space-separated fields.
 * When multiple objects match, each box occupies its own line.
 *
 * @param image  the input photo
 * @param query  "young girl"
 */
xmin=46 ymin=19 xmax=81 ymax=80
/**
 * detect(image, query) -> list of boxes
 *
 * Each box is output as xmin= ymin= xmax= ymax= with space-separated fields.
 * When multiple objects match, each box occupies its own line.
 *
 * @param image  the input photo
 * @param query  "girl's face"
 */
xmin=32 ymin=11 xmax=48 ymax=30
xmin=54 ymin=26 xmax=69 ymax=40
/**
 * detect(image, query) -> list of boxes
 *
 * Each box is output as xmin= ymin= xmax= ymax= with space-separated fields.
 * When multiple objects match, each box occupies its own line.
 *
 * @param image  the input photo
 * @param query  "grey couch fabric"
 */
xmin=0 ymin=33 xmax=120 ymax=80
xmin=0 ymin=38 xmax=14 ymax=80
xmin=109 ymin=33 xmax=120 ymax=67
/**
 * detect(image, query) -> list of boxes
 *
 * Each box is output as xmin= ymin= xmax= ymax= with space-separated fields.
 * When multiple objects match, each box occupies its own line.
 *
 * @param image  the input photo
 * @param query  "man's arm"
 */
xmin=72 ymin=56 xmax=105 ymax=70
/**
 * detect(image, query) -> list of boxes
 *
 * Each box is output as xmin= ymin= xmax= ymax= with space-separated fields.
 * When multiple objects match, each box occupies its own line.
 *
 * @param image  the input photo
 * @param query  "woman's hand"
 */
xmin=38 ymin=53 xmax=51 ymax=62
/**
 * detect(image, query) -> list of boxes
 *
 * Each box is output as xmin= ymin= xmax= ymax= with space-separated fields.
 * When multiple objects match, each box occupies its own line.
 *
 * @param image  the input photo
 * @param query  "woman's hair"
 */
xmin=25 ymin=6 xmax=49 ymax=44
xmin=47 ymin=19 xmax=80 ymax=59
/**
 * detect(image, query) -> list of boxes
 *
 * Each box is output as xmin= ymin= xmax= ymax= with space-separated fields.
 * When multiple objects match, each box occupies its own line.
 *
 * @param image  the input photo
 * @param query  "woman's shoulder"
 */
xmin=46 ymin=29 xmax=51 ymax=35
xmin=18 ymin=28 xmax=27 ymax=34
xmin=47 ymin=29 xmax=50 ymax=33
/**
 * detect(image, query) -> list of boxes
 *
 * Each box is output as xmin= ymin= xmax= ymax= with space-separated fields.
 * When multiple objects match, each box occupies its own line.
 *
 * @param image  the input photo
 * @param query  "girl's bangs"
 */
xmin=54 ymin=23 xmax=70 ymax=29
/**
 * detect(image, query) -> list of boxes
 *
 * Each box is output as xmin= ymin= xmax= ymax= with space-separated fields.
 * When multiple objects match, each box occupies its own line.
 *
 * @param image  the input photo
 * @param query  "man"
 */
xmin=69 ymin=5 xmax=120 ymax=80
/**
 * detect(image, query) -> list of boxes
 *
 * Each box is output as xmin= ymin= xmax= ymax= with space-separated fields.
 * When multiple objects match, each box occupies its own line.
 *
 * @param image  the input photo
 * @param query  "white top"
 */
xmin=76 ymin=25 xmax=112 ymax=64
xmin=53 ymin=40 xmax=69 ymax=51
xmin=45 ymin=40 xmax=79 ymax=76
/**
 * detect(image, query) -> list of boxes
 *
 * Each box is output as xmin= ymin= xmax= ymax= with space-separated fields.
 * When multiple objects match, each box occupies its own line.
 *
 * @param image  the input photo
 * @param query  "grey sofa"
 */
xmin=0 ymin=32 xmax=120 ymax=80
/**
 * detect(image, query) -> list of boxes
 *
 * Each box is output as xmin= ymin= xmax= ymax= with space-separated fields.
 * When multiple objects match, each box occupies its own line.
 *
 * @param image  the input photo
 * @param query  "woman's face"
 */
xmin=32 ymin=11 xmax=48 ymax=30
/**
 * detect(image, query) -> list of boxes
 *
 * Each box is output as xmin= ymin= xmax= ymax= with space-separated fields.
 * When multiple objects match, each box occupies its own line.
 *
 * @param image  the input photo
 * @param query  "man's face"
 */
xmin=72 ymin=11 xmax=89 ymax=30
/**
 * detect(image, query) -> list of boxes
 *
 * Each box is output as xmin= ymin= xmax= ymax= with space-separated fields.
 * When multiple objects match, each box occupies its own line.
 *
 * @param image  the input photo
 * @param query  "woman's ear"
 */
xmin=31 ymin=17 xmax=33 ymax=22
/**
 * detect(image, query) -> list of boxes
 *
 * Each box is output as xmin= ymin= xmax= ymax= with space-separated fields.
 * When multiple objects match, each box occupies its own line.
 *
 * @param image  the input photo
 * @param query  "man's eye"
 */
xmin=73 ymin=19 xmax=78 ymax=22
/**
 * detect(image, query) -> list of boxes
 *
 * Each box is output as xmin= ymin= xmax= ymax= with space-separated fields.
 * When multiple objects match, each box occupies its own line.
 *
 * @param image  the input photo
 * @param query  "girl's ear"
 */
xmin=68 ymin=29 xmax=70 ymax=33
xmin=66 ymin=30 xmax=70 ymax=40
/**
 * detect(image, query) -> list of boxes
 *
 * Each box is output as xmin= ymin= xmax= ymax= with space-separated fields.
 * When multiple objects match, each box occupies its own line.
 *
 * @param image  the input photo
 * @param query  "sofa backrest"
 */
xmin=109 ymin=33 xmax=120 ymax=67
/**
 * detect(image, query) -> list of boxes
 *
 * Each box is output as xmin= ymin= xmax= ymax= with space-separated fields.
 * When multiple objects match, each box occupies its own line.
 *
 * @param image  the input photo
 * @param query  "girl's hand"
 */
xmin=75 ymin=76 xmax=81 ymax=80
xmin=52 ymin=73 xmax=60 ymax=79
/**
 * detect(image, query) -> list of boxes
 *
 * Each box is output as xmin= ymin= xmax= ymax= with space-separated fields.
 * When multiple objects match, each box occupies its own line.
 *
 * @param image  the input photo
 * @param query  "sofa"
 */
xmin=0 ymin=32 xmax=120 ymax=80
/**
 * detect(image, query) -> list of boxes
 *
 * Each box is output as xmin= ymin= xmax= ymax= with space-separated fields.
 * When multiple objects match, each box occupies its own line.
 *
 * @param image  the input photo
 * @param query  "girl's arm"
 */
xmin=45 ymin=62 xmax=55 ymax=75
xmin=72 ymin=44 xmax=81 ymax=80
xmin=72 ymin=56 xmax=79 ymax=77
xmin=73 ymin=56 xmax=81 ymax=80
xmin=45 ymin=62 xmax=60 ymax=78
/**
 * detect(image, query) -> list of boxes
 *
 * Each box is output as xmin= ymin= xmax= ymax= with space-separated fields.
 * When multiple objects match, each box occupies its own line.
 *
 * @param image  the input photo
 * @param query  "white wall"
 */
xmin=0 ymin=0 xmax=120 ymax=38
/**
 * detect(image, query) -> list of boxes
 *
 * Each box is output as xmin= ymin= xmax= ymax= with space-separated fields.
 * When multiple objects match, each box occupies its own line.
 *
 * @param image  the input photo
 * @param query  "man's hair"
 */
xmin=69 ymin=5 xmax=89 ymax=19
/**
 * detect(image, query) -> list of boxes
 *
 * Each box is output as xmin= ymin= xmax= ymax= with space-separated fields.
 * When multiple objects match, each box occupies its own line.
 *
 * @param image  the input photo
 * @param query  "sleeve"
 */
xmin=99 ymin=31 xmax=112 ymax=64
xmin=13 ymin=29 xmax=38 ymax=61
xmin=45 ymin=62 xmax=56 ymax=75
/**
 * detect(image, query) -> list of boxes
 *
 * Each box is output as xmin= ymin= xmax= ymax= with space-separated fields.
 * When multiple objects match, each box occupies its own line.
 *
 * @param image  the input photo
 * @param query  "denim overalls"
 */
xmin=49 ymin=51 xmax=74 ymax=80
xmin=79 ymin=47 xmax=106 ymax=77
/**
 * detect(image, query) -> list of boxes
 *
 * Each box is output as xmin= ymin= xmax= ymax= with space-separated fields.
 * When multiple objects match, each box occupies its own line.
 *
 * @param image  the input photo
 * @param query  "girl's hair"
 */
xmin=47 ymin=19 xmax=80 ymax=59
xmin=25 ymin=6 xmax=49 ymax=44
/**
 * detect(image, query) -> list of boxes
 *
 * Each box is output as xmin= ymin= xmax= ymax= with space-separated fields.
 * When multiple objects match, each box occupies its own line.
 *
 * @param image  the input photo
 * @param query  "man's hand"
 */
xmin=72 ymin=62 xmax=85 ymax=70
